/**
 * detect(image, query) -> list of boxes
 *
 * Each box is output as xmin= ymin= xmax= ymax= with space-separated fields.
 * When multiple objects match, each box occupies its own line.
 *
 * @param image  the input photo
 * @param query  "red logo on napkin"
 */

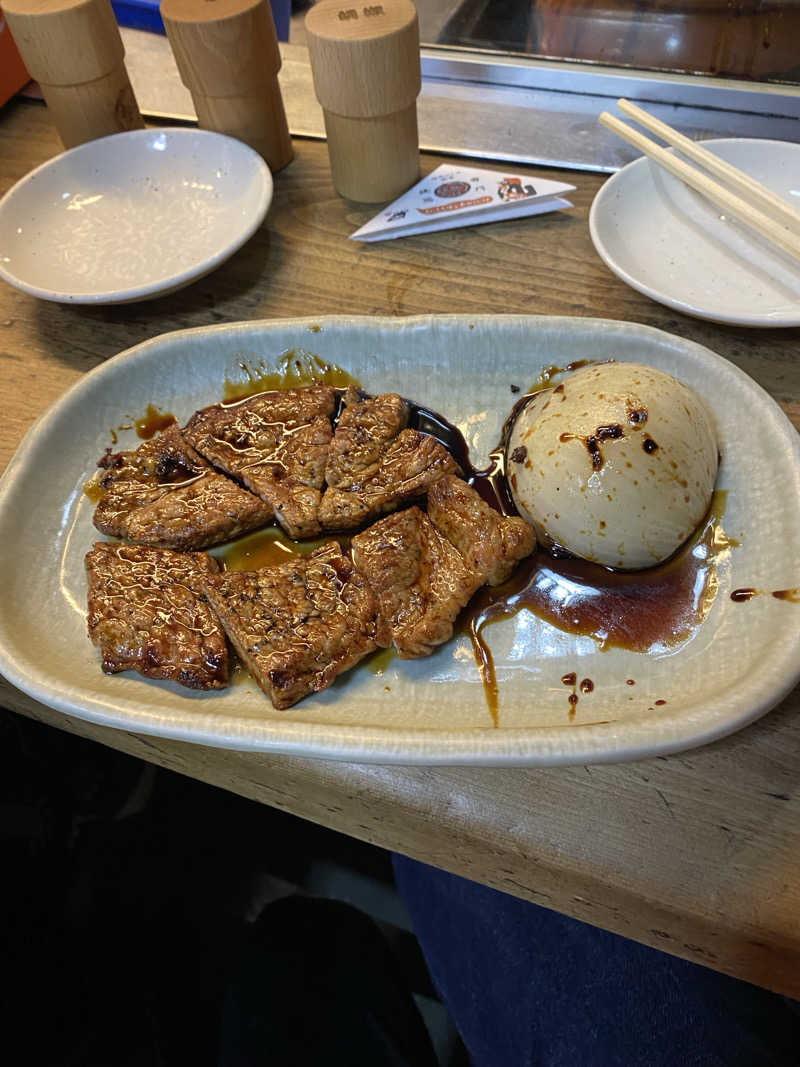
xmin=418 ymin=197 xmax=493 ymax=215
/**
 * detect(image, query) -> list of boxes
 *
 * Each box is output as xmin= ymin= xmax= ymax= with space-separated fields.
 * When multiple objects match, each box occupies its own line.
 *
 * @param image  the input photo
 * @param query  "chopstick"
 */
xmin=617 ymin=99 xmax=800 ymax=236
xmin=599 ymin=108 xmax=800 ymax=263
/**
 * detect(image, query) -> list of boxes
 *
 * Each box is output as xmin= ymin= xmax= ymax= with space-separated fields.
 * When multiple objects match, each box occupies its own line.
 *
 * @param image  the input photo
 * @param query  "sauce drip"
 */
xmin=559 ymin=423 xmax=624 ymax=471
xmin=731 ymin=587 xmax=758 ymax=602
xmin=731 ymin=587 xmax=800 ymax=603
xmin=525 ymin=359 xmax=595 ymax=394
xmin=462 ymin=497 xmax=731 ymax=726
xmin=135 ymin=404 xmax=176 ymax=440
xmin=560 ymin=672 xmax=579 ymax=719
xmin=223 ymin=350 xmax=360 ymax=402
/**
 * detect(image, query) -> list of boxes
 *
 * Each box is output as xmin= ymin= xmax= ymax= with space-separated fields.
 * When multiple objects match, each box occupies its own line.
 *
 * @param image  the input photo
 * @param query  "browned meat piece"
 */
xmin=85 ymin=541 xmax=228 ymax=689
xmin=428 ymin=475 xmax=536 ymax=586
xmin=351 ymin=480 xmax=535 ymax=659
xmin=319 ymin=429 xmax=461 ymax=531
xmin=325 ymin=388 xmax=409 ymax=489
xmin=183 ymin=386 xmax=336 ymax=539
xmin=123 ymin=475 xmax=274 ymax=552
xmin=203 ymin=542 xmax=389 ymax=709
xmin=93 ymin=423 xmax=203 ymax=536
xmin=351 ymin=507 xmax=476 ymax=658
xmin=92 ymin=424 xmax=273 ymax=551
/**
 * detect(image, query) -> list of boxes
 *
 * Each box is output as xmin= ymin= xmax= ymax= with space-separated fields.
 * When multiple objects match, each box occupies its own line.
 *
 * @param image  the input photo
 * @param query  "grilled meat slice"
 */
xmin=325 ymin=388 xmax=409 ymax=489
xmin=351 ymin=480 xmax=535 ymax=659
xmin=93 ymin=424 xmax=273 ymax=551
xmin=319 ymin=429 xmax=461 ymax=531
xmin=203 ymin=542 xmax=389 ymax=709
xmin=351 ymin=507 xmax=476 ymax=659
xmin=428 ymin=475 xmax=536 ymax=586
xmin=85 ymin=541 xmax=228 ymax=689
xmin=123 ymin=474 xmax=274 ymax=552
xmin=183 ymin=386 xmax=336 ymax=539
xmin=93 ymin=423 xmax=203 ymax=537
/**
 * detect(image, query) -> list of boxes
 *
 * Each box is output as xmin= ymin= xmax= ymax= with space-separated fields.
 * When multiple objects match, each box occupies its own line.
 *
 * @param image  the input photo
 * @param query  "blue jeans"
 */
xmin=393 ymin=855 xmax=800 ymax=1067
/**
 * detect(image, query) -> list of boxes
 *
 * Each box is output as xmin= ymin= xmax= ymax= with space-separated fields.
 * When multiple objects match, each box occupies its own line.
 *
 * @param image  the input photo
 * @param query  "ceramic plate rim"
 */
xmin=0 ymin=128 xmax=273 ymax=305
xmin=1 ymin=314 xmax=799 ymax=766
xmin=589 ymin=138 xmax=800 ymax=328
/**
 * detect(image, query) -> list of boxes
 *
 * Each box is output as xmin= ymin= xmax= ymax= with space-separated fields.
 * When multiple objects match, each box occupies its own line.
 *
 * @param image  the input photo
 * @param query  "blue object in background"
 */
xmin=111 ymin=0 xmax=290 ymax=41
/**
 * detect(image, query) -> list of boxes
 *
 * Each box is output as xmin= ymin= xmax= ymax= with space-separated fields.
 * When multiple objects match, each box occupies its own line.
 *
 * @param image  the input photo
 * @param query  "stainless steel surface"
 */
xmin=421 ymin=50 xmax=800 ymax=118
xmin=121 ymin=31 xmax=800 ymax=173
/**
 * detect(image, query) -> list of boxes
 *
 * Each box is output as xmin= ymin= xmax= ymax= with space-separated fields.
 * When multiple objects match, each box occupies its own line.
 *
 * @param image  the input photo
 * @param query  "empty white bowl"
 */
xmin=0 ymin=128 xmax=273 ymax=304
xmin=589 ymin=138 xmax=800 ymax=327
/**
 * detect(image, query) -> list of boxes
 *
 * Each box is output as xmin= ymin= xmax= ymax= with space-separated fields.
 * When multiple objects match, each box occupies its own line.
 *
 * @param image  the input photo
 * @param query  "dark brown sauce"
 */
xmin=731 ymin=587 xmax=800 ymax=603
xmin=559 ymin=423 xmax=624 ymax=471
xmin=731 ymin=587 xmax=758 ymax=602
xmin=135 ymin=404 xmax=177 ymax=440
xmin=223 ymin=350 xmax=360 ymax=402
xmin=460 ymin=491 xmax=733 ymax=726
xmin=560 ymin=672 xmax=580 ymax=719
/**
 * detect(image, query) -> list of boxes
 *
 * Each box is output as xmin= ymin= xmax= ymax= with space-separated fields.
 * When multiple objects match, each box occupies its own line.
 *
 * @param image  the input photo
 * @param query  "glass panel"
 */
xmin=418 ymin=1 xmax=800 ymax=85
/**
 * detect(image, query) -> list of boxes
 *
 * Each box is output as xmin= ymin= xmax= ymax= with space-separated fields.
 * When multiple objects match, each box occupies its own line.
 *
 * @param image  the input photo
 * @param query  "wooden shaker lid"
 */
xmin=160 ymin=0 xmax=282 ymax=99
xmin=305 ymin=0 xmax=421 ymax=119
xmin=2 ymin=0 xmax=125 ymax=86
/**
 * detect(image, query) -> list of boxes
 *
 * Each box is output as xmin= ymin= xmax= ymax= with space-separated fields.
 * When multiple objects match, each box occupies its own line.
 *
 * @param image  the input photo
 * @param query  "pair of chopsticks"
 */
xmin=599 ymin=100 xmax=800 ymax=262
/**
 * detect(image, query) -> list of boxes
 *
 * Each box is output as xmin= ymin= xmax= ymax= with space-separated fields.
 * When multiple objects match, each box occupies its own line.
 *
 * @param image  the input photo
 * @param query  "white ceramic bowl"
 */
xmin=0 ymin=128 xmax=272 ymax=304
xmin=589 ymin=139 xmax=800 ymax=327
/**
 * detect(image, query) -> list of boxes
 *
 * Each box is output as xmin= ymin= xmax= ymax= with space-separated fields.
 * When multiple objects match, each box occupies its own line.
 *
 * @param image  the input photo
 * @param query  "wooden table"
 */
xmin=2 ymin=97 xmax=800 ymax=998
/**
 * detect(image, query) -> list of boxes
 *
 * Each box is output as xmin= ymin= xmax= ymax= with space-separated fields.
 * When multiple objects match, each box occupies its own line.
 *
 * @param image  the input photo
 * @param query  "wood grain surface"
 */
xmin=2 ymin=98 xmax=799 ymax=996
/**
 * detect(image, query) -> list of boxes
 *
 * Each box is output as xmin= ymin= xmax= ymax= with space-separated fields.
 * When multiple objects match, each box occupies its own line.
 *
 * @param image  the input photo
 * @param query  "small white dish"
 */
xmin=589 ymin=139 xmax=800 ymax=327
xmin=0 ymin=128 xmax=272 ymax=304
xmin=0 ymin=315 xmax=798 ymax=766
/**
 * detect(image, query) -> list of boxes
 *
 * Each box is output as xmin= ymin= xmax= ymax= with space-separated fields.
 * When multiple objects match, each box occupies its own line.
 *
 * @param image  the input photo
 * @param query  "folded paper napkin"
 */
xmin=350 ymin=163 xmax=575 ymax=242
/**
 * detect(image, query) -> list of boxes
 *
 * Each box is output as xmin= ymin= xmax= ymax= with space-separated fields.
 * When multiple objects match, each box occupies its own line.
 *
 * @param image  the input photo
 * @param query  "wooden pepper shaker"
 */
xmin=3 ymin=0 xmax=144 ymax=149
xmin=305 ymin=0 xmax=421 ymax=203
xmin=160 ymin=0 xmax=293 ymax=173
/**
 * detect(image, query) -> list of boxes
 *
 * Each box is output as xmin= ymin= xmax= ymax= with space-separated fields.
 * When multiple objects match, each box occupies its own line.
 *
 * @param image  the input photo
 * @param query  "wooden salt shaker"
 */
xmin=3 ymin=0 xmax=144 ymax=149
xmin=305 ymin=0 xmax=421 ymax=203
xmin=160 ymin=0 xmax=293 ymax=173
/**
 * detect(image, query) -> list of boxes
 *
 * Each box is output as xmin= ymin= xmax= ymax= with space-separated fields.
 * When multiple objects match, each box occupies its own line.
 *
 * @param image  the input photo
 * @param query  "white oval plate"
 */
xmin=589 ymin=139 xmax=800 ymax=327
xmin=0 ymin=129 xmax=272 ymax=304
xmin=0 ymin=315 xmax=798 ymax=765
